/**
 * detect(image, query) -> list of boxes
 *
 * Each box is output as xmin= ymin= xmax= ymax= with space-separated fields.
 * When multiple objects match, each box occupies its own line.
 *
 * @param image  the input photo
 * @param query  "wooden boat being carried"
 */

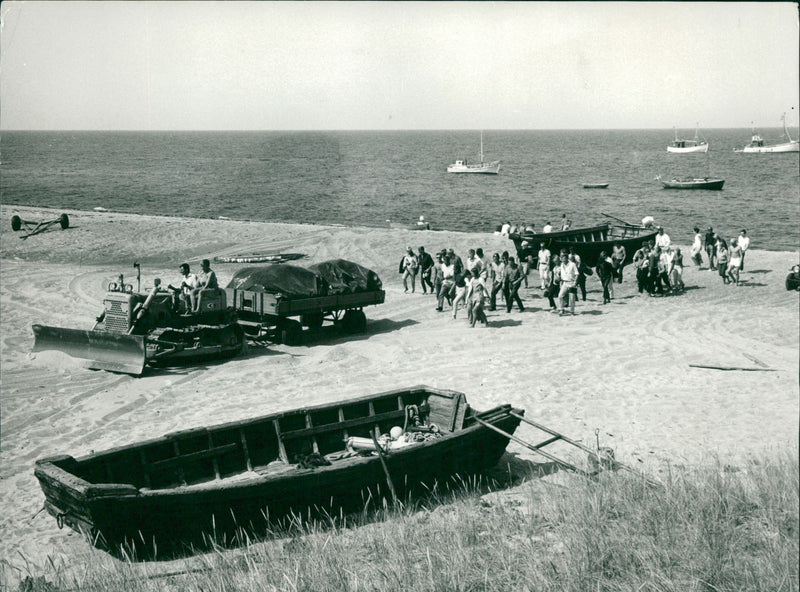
xmin=35 ymin=386 xmax=522 ymax=558
xmin=509 ymin=218 xmax=659 ymax=267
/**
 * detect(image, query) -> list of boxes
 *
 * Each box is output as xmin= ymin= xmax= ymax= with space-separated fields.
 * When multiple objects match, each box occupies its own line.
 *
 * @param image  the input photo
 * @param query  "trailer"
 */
xmin=228 ymin=287 xmax=385 ymax=345
xmin=225 ymin=260 xmax=386 ymax=345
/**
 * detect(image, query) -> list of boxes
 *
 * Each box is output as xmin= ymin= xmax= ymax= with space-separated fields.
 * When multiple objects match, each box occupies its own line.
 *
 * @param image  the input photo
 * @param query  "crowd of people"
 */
xmin=399 ymin=225 xmax=752 ymax=323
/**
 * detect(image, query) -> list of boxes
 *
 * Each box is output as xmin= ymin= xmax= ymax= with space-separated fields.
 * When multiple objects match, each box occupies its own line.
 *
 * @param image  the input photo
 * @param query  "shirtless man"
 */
xmin=192 ymin=259 xmax=219 ymax=312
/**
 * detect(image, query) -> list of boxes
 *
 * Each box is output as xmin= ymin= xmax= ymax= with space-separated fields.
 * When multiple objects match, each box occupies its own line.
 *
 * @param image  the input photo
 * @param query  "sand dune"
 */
xmin=1 ymin=205 xmax=797 ymax=582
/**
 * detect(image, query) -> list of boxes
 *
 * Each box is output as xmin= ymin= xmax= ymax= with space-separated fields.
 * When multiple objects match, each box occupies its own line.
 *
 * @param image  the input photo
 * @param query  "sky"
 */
xmin=1 ymin=1 xmax=798 ymax=131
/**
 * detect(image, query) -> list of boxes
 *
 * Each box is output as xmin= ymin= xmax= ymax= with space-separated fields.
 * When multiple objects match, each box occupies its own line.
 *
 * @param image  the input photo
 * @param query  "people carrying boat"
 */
xmin=727 ymin=239 xmax=742 ymax=286
xmin=504 ymin=256 xmax=525 ymax=313
xmin=537 ymin=243 xmax=551 ymax=290
xmin=560 ymin=215 xmax=572 ymax=231
xmin=738 ymin=229 xmax=750 ymax=271
xmin=500 ymin=221 xmax=511 ymax=237
xmin=611 ymin=242 xmax=627 ymax=283
xmin=596 ymin=251 xmax=614 ymax=304
xmin=557 ymin=250 xmax=579 ymax=315
xmin=654 ymin=227 xmax=671 ymax=250
xmin=704 ymin=227 xmax=717 ymax=270
xmin=401 ymin=247 xmax=418 ymax=293
xmin=542 ymin=221 xmax=553 ymax=233
xmin=641 ymin=216 xmax=655 ymax=229
xmin=191 ymin=259 xmax=218 ymax=313
xmin=690 ymin=227 xmax=704 ymax=267
xmin=417 ymin=246 xmax=435 ymax=294
xmin=168 ymin=263 xmax=198 ymax=313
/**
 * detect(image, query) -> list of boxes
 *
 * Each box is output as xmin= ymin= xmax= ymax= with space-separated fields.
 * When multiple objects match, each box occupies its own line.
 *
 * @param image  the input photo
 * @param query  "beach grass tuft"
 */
xmin=5 ymin=449 xmax=797 ymax=592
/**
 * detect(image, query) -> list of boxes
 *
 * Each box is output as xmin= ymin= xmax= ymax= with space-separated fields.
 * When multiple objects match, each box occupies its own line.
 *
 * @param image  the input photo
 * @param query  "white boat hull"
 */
xmin=666 ymin=143 xmax=709 ymax=153
xmin=735 ymin=141 xmax=799 ymax=153
xmin=446 ymin=161 xmax=500 ymax=174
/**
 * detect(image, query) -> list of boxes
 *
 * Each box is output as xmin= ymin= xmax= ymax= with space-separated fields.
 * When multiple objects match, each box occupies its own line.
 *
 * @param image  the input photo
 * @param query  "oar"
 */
xmin=371 ymin=429 xmax=399 ymax=505
xmin=600 ymin=212 xmax=637 ymax=227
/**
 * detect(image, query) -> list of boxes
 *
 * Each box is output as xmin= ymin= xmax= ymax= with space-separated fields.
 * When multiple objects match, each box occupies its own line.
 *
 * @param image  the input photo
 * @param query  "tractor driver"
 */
xmin=168 ymin=263 xmax=197 ymax=313
xmin=191 ymin=259 xmax=218 ymax=312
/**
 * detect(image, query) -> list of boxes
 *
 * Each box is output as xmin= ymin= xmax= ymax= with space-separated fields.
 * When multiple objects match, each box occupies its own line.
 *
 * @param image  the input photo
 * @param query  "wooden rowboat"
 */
xmin=581 ymin=182 xmax=609 ymax=189
xmin=35 ymin=386 xmax=522 ymax=558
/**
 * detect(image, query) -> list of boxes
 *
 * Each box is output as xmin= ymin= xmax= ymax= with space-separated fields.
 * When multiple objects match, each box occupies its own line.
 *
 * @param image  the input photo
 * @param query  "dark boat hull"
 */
xmin=661 ymin=178 xmax=724 ymax=190
xmin=35 ymin=387 xmax=521 ymax=559
xmin=510 ymin=224 xmax=659 ymax=267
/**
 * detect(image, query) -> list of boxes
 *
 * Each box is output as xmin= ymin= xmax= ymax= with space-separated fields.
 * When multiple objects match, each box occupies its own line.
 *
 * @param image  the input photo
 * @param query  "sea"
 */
xmin=1 ymin=129 xmax=798 ymax=251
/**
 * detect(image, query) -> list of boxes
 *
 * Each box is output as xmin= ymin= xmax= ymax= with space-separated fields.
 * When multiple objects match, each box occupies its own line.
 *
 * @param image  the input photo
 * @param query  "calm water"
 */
xmin=1 ymin=130 xmax=798 ymax=251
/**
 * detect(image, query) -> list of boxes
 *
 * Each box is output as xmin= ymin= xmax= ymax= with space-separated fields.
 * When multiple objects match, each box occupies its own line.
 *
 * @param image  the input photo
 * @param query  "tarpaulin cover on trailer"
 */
xmin=225 ymin=265 xmax=323 ymax=296
xmin=308 ymin=259 xmax=383 ymax=294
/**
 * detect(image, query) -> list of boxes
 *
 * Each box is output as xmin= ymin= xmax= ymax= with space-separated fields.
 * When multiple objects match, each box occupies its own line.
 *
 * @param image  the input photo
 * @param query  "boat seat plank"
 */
xmin=280 ymin=407 xmax=416 ymax=441
xmin=146 ymin=443 xmax=240 ymax=472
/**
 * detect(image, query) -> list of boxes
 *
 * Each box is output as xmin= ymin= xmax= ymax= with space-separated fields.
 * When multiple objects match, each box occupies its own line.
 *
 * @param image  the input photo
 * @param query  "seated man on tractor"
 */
xmin=168 ymin=263 xmax=198 ymax=313
xmin=191 ymin=259 xmax=219 ymax=312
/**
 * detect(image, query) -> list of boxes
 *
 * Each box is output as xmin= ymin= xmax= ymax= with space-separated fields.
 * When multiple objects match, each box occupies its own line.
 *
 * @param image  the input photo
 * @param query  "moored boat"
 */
xmin=734 ymin=114 xmax=799 ymax=153
xmin=667 ymin=125 xmax=709 ymax=153
xmin=35 ymin=386 xmax=522 ymax=558
xmin=447 ymin=131 xmax=500 ymax=174
xmin=509 ymin=220 xmax=659 ymax=267
xmin=657 ymin=175 xmax=725 ymax=190
xmin=582 ymin=182 xmax=609 ymax=189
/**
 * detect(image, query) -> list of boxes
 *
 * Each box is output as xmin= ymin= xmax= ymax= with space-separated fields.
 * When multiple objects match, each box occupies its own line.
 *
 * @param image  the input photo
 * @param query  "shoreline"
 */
xmin=1 ymin=202 xmax=798 ymax=582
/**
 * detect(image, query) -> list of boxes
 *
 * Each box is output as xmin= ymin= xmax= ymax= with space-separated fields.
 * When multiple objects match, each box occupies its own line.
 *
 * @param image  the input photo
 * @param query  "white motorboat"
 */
xmin=447 ymin=131 xmax=500 ymax=174
xmin=667 ymin=125 xmax=709 ymax=153
xmin=735 ymin=113 xmax=800 ymax=153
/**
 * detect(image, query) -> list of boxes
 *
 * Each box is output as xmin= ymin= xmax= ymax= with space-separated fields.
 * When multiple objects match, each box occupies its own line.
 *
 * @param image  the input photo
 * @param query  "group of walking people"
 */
xmin=691 ymin=226 xmax=750 ymax=286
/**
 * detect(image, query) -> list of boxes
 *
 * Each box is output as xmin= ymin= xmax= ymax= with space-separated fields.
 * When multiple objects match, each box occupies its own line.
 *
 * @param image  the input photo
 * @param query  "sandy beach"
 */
xmin=1 ymin=204 xmax=798 ymax=582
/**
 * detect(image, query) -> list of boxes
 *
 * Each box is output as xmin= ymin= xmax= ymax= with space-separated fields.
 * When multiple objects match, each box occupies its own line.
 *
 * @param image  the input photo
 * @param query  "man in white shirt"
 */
xmin=654 ymin=227 xmax=671 ymax=250
xmin=738 ymin=229 xmax=750 ymax=270
xmin=168 ymin=263 xmax=197 ymax=313
xmin=537 ymin=243 xmax=551 ymax=290
xmin=542 ymin=221 xmax=553 ymax=233
xmin=558 ymin=252 xmax=579 ymax=315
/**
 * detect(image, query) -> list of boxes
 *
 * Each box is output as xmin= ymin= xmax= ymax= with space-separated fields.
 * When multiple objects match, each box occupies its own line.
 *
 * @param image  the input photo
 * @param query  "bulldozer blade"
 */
xmin=32 ymin=324 xmax=147 ymax=376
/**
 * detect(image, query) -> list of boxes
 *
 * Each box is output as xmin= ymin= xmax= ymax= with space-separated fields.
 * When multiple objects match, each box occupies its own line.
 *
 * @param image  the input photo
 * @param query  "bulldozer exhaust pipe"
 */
xmin=32 ymin=325 xmax=147 ymax=376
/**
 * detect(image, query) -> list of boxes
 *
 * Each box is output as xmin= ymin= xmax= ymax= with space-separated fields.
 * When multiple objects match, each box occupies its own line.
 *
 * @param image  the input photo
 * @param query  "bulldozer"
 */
xmin=32 ymin=267 xmax=246 ymax=376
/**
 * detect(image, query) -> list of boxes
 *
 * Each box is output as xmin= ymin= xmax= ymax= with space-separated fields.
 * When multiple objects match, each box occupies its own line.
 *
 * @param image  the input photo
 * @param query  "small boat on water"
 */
xmin=734 ymin=113 xmax=800 ymax=153
xmin=447 ymin=131 xmax=500 ymax=174
xmin=509 ymin=217 xmax=659 ymax=267
xmin=35 ymin=386 xmax=522 ymax=558
xmin=657 ymin=175 xmax=725 ymax=190
xmin=667 ymin=125 xmax=709 ymax=153
xmin=582 ymin=182 xmax=609 ymax=189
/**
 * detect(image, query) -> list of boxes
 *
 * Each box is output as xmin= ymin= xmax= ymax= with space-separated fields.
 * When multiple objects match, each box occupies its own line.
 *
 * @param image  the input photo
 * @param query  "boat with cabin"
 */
xmin=734 ymin=113 xmax=799 ymax=153
xmin=35 ymin=386 xmax=522 ymax=558
xmin=447 ymin=131 xmax=500 ymax=174
xmin=667 ymin=125 xmax=709 ymax=153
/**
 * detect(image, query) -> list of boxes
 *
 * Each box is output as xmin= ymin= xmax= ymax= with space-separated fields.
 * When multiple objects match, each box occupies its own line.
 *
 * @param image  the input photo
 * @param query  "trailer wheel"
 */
xmin=11 ymin=215 xmax=21 ymax=231
xmin=342 ymin=310 xmax=367 ymax=334
xmin=60 ymin=213 xmax=70 ymax=229
xmin=279 ymin=319 xmax=303 ymax=346
xmin=301 ymin=313 xmax=324 ymax=330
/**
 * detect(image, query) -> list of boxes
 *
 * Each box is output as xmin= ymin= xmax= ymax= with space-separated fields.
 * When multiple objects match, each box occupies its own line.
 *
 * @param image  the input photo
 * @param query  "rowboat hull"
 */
xmin=661 ymin=178 xmax=725 ymax=190
xmin=581 ymin=183 xmax=609 ymax=189
xmin=35 ymin=386 xmax=521 ymax=558
xmin=509 ymin=223 xmax=659 ymax=267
